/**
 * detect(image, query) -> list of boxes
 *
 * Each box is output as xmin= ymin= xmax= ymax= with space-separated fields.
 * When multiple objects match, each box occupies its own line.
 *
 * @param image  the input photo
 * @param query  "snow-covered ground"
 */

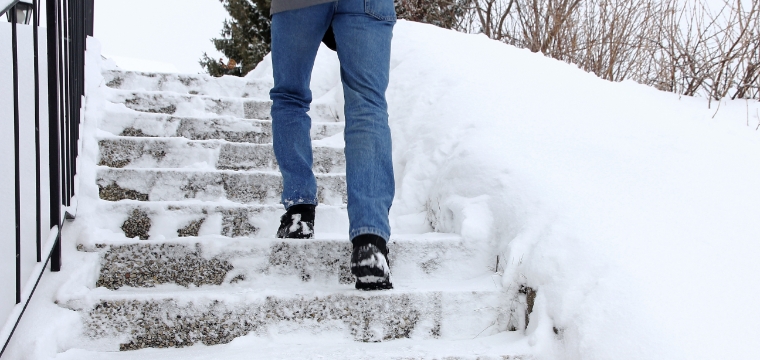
xmin=5 ymin=20 xmax=760 ymax=360
xmin=102 ymin=55 xmax=180 ymax=74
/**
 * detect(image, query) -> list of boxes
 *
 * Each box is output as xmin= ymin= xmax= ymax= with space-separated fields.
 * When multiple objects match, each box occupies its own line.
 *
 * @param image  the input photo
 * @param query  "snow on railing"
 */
xmin=0 ymin=0 xmax=92 ymax=357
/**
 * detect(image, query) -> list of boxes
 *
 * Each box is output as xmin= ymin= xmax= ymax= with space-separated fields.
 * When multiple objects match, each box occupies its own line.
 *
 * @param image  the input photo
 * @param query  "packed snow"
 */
xmin=4 ymin=20 xmax=760 ymax=360
xmin=102 ymin=55 xmax=180 ymax=74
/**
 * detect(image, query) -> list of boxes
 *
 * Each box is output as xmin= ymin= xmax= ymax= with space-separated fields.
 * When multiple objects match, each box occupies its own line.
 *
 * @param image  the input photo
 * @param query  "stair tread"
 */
xmin=87 ymin=232 xmax=484 ymax=290
xmin=98 ymin=109 xmax=342 ymax=143
xmin=98 ymin=135 xmax=343 ymax=147
xmin=107 ymin=87 xmax=271 ymax=101
xmin=100 ymin=109 xmax=343 ymax=126
xmin=97 ymin=136 xmax=345 ymax=172
xmin=96 ymin=167 xmax=347 ymax=205
xmin=103 ymin=69 xmax=272 ymax=99
xmin=85 ymin=232 xmax=463 ymax=246
xmin=104 ymin=88 xmax=340 ymax=122
xmin=56 ymin=331 xmax=530 ymax=360
xmin=83 ymin=275 xmax=503 ymax=299
xmin=74 ymin=278 xmax=510 ymax=349
xmin=90 ymin=200 xmax=348 ymax=239
xmin=97 ymin=166 xmax=345 ymax=175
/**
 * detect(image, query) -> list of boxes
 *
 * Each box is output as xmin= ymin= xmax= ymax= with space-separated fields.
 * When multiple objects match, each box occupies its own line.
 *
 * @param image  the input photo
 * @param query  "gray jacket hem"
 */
xmin=270 ymin=0 xmax=338 ymax=15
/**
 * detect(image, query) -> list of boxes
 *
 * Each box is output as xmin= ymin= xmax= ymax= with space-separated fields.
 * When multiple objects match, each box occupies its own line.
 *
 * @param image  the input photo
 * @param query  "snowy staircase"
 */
xmin=59 ymin=69 xmax=532 ymax=358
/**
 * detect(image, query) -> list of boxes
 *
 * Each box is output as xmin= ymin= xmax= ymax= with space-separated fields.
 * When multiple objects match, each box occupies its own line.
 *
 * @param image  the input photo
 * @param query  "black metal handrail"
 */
xmin=0 ymin=0 xmax=92 ymax=356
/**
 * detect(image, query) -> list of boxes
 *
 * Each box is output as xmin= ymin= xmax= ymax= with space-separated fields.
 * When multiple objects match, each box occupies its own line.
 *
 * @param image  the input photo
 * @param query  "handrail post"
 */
xmin=11 ymin=3 xmax=22 ymax=306
xmin=33 ymin=0 xmax=42 ymax=264
xmin=47 ymin=0 xmax=62 ymax=272
xmin=62 ymin=0 xmax=69 ymax=207
xmin=85 ymin=0 xmax=93 ymax=37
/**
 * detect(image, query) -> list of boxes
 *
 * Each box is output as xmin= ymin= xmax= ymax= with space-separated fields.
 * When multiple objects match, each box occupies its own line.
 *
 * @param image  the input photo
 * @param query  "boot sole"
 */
xmin=355 ymin=279 xmax=393 ymax=291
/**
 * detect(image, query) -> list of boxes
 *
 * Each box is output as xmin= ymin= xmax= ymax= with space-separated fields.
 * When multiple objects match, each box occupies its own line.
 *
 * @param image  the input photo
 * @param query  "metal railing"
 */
xmin=0 ymin=0 xmax=92 ymax=356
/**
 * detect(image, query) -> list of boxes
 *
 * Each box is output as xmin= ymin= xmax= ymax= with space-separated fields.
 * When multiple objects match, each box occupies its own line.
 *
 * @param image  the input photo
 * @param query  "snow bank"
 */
xmin=386 ymin=21 xmax=760 ymax=360
xmin=247 ymin=20 xmax=760 ymax=359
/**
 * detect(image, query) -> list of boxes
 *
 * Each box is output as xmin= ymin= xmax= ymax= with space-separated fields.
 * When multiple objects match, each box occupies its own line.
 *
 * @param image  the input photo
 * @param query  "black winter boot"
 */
xmin=276 ymin=204 xmax=316 ymax=239
xmin=351 ymin=234 xmax=393 ymax=290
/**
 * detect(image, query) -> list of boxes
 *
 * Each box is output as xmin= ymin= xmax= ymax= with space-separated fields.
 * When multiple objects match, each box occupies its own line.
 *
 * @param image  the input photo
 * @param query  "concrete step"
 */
xmin=73 ymin=284 xmax=510 ymax=351
xmin=81 ymin=234 xmax=489 ymax=290
xmin=103 ymin=69 xmax=273 ymax=98
xmin=53 ymin=333 xmax=532 ymax=360
xmin=96 ymin=168 xmax=347 ymax=205
xmin=98 ymin=137 xmax=346 ymax=173
xmin=99 ymin=111 xmax=344 ymax=143
xmin=90 ymin=202 xmax=349 ymax=240
xmin=102 ymin=110 xmax=273 ymax=143
xmin=105 ymin=89 xmax=340 ymax=122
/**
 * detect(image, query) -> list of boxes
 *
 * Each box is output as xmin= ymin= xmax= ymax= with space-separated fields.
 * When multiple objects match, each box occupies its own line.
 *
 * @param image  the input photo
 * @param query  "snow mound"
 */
xmin=387 ymin=21 xmax=760 ymax=360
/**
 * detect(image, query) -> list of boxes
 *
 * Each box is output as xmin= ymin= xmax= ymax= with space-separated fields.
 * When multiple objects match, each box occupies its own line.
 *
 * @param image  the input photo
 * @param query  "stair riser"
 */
xmin=106 ymin=90 xmax=340 ymax=122
xmin=91 ymin=203 xmax=349 ymax=240
xmin=103 ymin=70 xmax=273 ymax=98
xmin=98 ymin=139 xmax=346 ymax=173
xmin=96 ymin=169 xmax=347 ymax=205
xmin=90 ymin=236 xmax=483 ymax=289
xmin=85 ymin=291 xmax=507 ymax=350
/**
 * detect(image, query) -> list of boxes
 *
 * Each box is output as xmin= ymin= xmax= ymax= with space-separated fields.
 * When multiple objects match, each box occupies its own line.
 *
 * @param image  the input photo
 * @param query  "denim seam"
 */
xmin=366 ymin=11 xmax=396 ymax=21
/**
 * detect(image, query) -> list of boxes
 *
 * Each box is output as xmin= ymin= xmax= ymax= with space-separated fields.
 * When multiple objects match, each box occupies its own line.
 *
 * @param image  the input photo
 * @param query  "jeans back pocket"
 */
xmin=365 ymin=0 xmax=397 ymax=21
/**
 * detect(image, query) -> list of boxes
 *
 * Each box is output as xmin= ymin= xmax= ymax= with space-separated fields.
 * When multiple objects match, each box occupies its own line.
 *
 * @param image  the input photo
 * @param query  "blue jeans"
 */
xmin=270 ymin=0 xmax=396 ymax=243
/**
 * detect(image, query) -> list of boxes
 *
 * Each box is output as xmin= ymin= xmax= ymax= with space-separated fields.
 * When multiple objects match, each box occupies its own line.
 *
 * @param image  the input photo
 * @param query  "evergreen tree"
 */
xmin=200 ymin=0 xmax=271 ymax=77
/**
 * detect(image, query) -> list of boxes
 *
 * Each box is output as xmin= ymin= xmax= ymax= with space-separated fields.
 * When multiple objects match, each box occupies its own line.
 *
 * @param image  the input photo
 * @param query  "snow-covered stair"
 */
xmin=59 ymin=69 xmax=533 ymax=359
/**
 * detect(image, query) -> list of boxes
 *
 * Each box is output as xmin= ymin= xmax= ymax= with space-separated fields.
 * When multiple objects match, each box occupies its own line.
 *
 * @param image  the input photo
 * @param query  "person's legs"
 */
xmin=270 ymin=4 xmax=335 ymax=210
xmin=331 ymin=0 xmax=395 ymax=290
xmin=332 ymin=0 xmax=396 ymax=244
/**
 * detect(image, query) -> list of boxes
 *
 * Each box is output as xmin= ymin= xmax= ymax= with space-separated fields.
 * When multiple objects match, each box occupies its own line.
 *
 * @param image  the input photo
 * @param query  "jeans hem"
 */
xmin=350 ymin=227 xmax=389 ymax=243
xmin=282 ymin=198 xmax=318 ymax=209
